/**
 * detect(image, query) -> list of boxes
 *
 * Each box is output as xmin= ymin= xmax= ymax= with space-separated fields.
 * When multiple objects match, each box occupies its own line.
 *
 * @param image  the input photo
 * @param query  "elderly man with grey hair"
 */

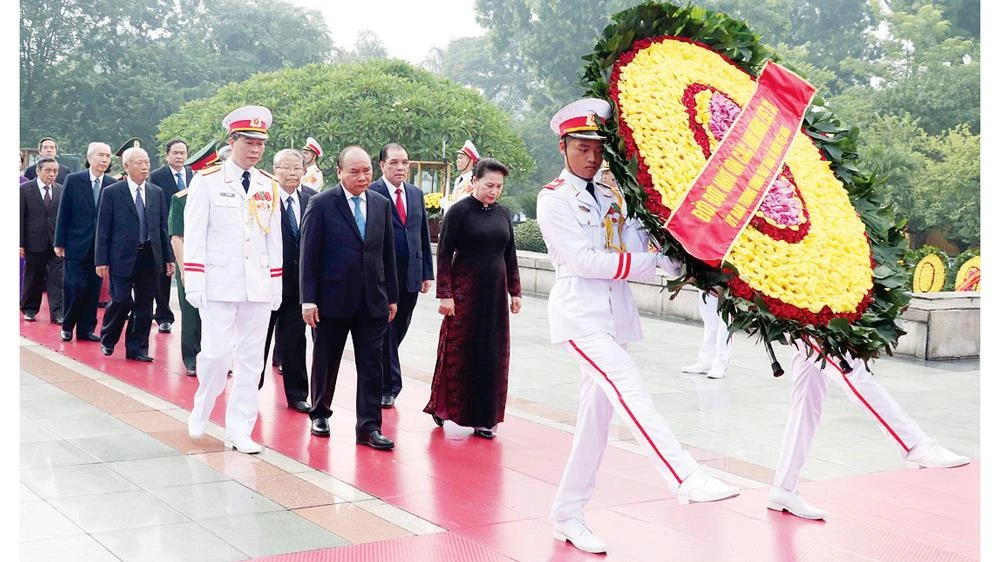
xmin=95 ymin=147 xmax=174 ymax=361
xmin=258 ymin=148 xmax=314 ymax=412
xmin=54 ymin=142 xmax=117 ymax=341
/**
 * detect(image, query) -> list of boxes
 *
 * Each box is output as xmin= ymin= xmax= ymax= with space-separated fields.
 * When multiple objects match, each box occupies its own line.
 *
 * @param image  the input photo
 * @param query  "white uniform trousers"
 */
xmin=696 ymin=292 xmax=733 ymax=372
xmin=191 ymin=300 xmax=272 ymax=440
xmin=774 ymin=340 xmax=929 ymax=492
xmin=550 ymin=332 xmax=700 ymax=522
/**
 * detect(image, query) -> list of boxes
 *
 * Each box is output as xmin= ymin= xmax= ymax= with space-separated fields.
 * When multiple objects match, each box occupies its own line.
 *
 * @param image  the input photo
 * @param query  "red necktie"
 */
xmin=395 ymin=187 xmax=407 ymax=225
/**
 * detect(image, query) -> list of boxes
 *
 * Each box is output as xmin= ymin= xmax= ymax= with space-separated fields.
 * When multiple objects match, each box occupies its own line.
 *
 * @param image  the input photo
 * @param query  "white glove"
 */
xmin=271 ymin=298 xmax=282 ymax=312
xmin=655 ymin=253 xmax=684 ymax=279
xmin=186 ymin=291 xmax=205 ymax=309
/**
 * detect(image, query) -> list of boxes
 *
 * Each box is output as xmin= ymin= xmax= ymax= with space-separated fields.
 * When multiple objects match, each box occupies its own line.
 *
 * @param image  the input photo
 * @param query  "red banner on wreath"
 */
xmin=665 ymin=61 xmax=816 ymax=267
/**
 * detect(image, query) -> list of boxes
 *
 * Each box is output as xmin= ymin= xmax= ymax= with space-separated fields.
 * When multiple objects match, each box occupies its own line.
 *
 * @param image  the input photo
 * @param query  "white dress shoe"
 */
xmin=225 ymin=436 xmax=262 ymax=454
xmin=676 ymin=470 xmax=740 ymax=504
xmin=188 ymin=415 xmax=207 ymax=439
xmin=682 ymin=362 xmax=711 ymax=374
xmin=706 ymin=367 xmax=727 ymax=379
xmin=767 ymin=487 xmax=826 ymax=520
xmin=904 ymin=439 xmax=970 ymax=469
xmin=553 ymin=518 xmax=608 ymax=554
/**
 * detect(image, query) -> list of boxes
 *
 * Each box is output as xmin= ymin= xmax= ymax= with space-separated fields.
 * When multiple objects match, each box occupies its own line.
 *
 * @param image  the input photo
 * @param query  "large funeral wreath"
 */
xmin=581 ymin=2 xmax=910 ymax=363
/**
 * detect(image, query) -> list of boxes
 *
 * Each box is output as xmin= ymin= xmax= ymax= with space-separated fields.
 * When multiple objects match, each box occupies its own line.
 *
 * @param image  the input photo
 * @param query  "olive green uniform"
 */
xmin=168 ymin=189 xmax=201 ymax=372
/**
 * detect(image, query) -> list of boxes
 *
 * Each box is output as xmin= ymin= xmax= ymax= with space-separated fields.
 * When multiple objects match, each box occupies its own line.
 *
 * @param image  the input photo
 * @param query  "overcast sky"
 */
xmin=289 ymin=0 xmax=486 ymax=64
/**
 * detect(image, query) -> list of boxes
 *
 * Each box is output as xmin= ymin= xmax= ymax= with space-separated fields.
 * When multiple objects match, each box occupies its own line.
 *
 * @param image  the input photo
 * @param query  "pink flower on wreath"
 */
xmin=757 ymin=175 xmax=802 ymax=226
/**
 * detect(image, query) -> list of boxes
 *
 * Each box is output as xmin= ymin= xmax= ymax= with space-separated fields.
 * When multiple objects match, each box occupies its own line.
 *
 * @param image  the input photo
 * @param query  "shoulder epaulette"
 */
xmin=174 ymin=189 xmax=189 ymax=198
xmin=258 ymin=169 xmax=277 ymax=181
xmin=199 ymin=165 xmax=221 ymax=176
xmin=543 ymin=178 xmax=565 ymax=190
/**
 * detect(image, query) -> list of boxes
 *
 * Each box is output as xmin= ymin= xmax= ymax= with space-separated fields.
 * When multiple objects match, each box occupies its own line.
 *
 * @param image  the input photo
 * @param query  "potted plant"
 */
xmin=424 ymin=192 xmax=443 ymax=242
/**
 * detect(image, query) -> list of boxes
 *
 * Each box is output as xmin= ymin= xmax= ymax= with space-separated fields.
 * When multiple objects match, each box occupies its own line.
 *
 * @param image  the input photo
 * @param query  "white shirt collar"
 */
xmin=90 ymin=172 xmax=103 ymax=183
xmin=224 ymin=158 xmax=252 ymax=178
xmin=169 ymin=165 xmax=185 ymax=175
xmin=342 ymin=184 xmax=366 ymax=202
xmin=278 ymin=186 xmax=300 ymax=204
xmin=126 ymin=177 xmax=145 ymax=197
xmin=36 ymin=178 xmax=49 ymax=189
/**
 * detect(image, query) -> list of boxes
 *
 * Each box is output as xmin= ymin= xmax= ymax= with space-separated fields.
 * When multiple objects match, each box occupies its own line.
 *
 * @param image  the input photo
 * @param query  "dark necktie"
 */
xmin=395 ymin=187 xmax=407 ymax=225
xmin=135 ymin=188 xmax=148 ymax=242
xmin=286 ymin=197 xmax=299 ymax=239
xmin=43 ymin=185 xmax=52 ymax=210
xmin=241 ymin=171 xmax=250 ymax=193
xmin=585 ymin=181 xmax=597 ymax=203
xmin=176 ymin=171 xmax=186 ymax=189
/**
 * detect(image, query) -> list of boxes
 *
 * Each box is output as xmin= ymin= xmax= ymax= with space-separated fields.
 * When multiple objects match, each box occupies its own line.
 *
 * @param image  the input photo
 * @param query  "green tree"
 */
xmin=19 ymin=0 xmax=332 ymax=158
xmin=916 ymin=125 xmax=979 ymax=246
xmin=158 ymin=60 xmax=534 ymax=187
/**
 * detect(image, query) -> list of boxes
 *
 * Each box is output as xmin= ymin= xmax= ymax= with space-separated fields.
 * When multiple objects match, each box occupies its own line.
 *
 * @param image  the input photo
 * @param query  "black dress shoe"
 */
xmin=356 ymin=430 xmax=394 ymax=450
xmin=290 ymin=401 xmax=310 ymax=413
xmin=310 ymin=418 xmax=330 ymax=437
xmin=431 ymin=413 xmax=445 ymax=427
xmin=101 ymin=345 xmax=114 ymax=356
xmin=185 ymin=367 xmax=197 ymax=376
xmin=59 ymin=331 xmax=72 ymax=342
xmin=126 ymin=354 xmax=154 ymax=362
xmin=157 ymin=321 xmax=172 ymax=333
xmin=80 ymin=333 xmax=102 ymax=342
xmin=473 ymin=428 xmax=497 ymax=439
xmin=23 ymin=312 xmax=36 ymax=322
xmin=380 ymin=395 xmax=395 ymax=408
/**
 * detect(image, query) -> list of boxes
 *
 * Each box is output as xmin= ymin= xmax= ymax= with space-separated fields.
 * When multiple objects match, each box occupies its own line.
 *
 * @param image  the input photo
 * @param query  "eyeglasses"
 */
xmin=275 ymin=166 xmax=304 ymax=172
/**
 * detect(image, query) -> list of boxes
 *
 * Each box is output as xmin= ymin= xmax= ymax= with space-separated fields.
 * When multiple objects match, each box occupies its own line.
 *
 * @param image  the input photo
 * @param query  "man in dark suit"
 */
xmin=369 ymin=143 xmax=434 ymax=408
xmin=259 ymin=149 xmax=313 ymax=412
xmin=53 ymin=142 xmax=115 ymax=341
xmin=300 ymin=146 xmax=398 ymax=450
xmin=148 ymin=138 xmax=194 ymax=334
xmin=95 ymin=147 xmax=174 ymax=361
xmin=24 ymin=137 xmax=71 ymax=185
xmin=20 ymin=158 xmax=64 ymax=322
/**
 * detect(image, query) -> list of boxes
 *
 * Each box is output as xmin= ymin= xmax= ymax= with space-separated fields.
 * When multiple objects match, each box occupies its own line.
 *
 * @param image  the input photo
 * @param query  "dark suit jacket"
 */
xmin=20 ymin=180 xmax=63 ymax=252
xmin=54 ymin=171 xmax=116 ymax=260
xmin=279 ymin=187 xmax=313 ymax=302
xmin=149 ymin=165 xmax=194 ymax=205
xmin=95 ymin=180 xmax=174 ymax=277
xmin=300 ymin=184 xmax=398 ymax=318
xmin=369 ymin=178 xmax=434 ymax=293
xmin=25 ymin=163 xmax=71 ymax=185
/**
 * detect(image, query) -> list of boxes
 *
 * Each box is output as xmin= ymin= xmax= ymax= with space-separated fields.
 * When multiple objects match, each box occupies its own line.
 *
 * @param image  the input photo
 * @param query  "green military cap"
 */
xmin=116 ymin=137 xmax=142 ymax=158
xmin=185 ymin=140 xmax=224 ymax=171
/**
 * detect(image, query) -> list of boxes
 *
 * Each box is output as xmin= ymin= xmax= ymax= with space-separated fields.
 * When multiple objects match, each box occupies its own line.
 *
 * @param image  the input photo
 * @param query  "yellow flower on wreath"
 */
xmin=615 ymin=38 xmax=873 ymax=315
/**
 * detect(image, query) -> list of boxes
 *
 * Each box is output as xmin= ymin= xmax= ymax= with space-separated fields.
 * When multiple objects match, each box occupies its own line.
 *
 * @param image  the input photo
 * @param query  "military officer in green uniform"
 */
xmin=168 ymin=188 xmax=200 ymax=375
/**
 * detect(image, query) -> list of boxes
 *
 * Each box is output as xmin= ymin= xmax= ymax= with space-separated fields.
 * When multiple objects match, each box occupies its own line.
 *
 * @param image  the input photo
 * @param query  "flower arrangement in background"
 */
xmin=424 ymin=192 xmax=443 ymax=220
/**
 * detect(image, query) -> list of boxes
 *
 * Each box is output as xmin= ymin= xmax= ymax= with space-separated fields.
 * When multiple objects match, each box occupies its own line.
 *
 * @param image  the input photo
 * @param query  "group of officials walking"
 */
xmin=22 ymin=98 xmax=973 ymax=556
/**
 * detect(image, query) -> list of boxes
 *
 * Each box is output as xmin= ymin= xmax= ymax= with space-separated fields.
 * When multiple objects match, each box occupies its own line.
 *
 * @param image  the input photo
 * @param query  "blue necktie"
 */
xmin=92 ymin=178 xmax=100 ymax=206
xmin=351 ymin=195 xmax=365 ymax=241
xmin=175 ymin=171 xmax=186 ymax=190
xmin=286 ymin=198 xmax=299 ymax=239
xmin=135 ymin=188 xmax=148 ymax=242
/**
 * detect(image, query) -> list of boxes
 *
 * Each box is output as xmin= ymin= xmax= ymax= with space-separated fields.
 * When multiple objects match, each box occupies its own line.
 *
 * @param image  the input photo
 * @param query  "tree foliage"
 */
xmin=158 ymin=60 xmax=534 ymax=186
xmin=19 ymin=0 xmax=332 ymax=158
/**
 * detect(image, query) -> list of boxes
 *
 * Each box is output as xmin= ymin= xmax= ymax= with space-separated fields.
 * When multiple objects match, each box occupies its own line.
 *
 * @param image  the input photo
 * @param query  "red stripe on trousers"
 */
xmin=613 ymin=253 xmax=624 ymax=279
xmin=569 ymin=340 xmax=683 ymax=484
xmin=803 ymin=339 xmax=910 ymax=452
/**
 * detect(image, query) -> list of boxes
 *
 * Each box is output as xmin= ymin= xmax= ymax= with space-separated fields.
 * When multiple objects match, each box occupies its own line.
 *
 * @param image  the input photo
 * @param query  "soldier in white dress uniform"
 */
xmin=183 ymin=105 xmax=283 ymax=454
xmin=681 ymin=290 xmax=734 ymax=379
xmin=536 ymin=98 xmax=740 ymax=555
xmin=440 ymin=139 xmax=479 ymax=214
xmin=769 ymin=339 xmax=970 ymax=520
xmin=301 ymin=136 xmax=324 ymax=191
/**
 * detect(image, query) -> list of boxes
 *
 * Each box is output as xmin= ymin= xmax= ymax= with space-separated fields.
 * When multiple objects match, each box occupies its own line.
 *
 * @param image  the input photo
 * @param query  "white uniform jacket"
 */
xmin=302 ymin=164 xmax=324 ymax=191
xmin=537 ymin=170 xmax=677 ymax=344
xmin=182 ymin=158 xmax=283 ymax=304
